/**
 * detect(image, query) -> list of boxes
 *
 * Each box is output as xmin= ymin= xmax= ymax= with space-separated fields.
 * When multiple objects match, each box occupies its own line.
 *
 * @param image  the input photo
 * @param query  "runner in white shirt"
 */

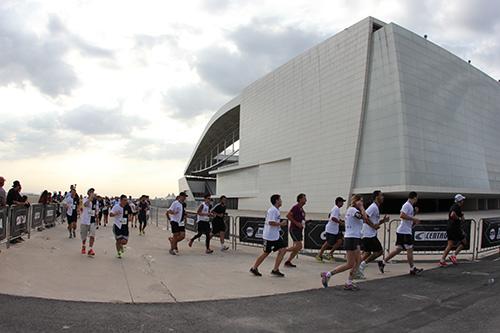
xmin=380 ymin=191 xmax=424 ymax=275
xmin=64 ymin=189 xmax=79 ymax=238
xmin=250 ymin=194 xmax=288 ymax=277
xmin=109 ymin=195 xmax=129 ymax=259
xmin=128 ymin=197 xmax=137 ymax=229
xmin=321 ymin=194 xmax=369 ymax=290
xmin=188 ymin=194 xmax=214 ymax=254
xmin=316 ymin=197 xmax=346 ymax=262
xmin=357 ymin=191 xmax=389 ymax=277
xmin=166 ymin=192 xmax=188 ymax=255
xmin=80 ymin=188 xmax=98 ymax=256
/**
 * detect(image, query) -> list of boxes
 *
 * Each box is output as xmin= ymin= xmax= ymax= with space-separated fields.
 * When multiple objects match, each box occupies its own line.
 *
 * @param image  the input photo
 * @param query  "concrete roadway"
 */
xmin=1 ymin=255 xmax=499 ymax=332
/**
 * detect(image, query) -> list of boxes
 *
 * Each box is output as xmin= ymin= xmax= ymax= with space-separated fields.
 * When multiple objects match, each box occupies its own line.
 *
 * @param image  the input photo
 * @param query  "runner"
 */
xmin=357 ymin=190 xmax=389 ymax=278
xmin=166 ymin=192 xmax=187 ymax=255
xmin=102 ymin=197 xmax=110 ymax=227
xmin=439 ymin=194 xmax=467 ymax=267
xmin=284 ymin=193 xmax=307 ymax=268
xmin=379 ymin=192 xmax=424 ymax=275
xmin=211 ymin=195 xmax=229 ymax=251
xmin=64 ymin=188 xmax=78 ymax=238
xmin=250 ymin=194 xmax=288 ymax=277
xmin=188 ymin=194 xmax=213 ymax=254
xmin=321 ymin=194 xmax=368 ymax=290
xmin=96 ymin=195 xmax=103 ymax=228
xmin=129 ymin=196 xmax=137 ymax=228
xmin=138 ymin=195 xmax=149 ymax=236
xmin=316 ymin=197 xmax=346 ymax=262
xmin=110 ymin=195 xmax=129 ymax=259
xmin=80 ymin=188 xmax=98 ymax=256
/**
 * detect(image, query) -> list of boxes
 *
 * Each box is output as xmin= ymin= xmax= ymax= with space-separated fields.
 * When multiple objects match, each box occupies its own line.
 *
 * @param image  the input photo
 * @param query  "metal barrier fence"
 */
xmin=0 ymin=207 xmax=8 ymax=244
xmin=475 ymin=217 xmax=500 ymax=259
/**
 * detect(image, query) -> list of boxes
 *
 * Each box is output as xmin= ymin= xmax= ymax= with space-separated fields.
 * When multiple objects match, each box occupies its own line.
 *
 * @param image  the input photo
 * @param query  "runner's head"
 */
xmin=335 ymin=196 xmax=346 ymax=208
xmin=178 ymin=192 xmax=188 ymax=203
xmin=350 ymin=194 xmax=363 ymax=209
xmin=454 ymin=194 xmax=466 ymax=207
xmin=296 ymin=193 xmax=307 ymax=206
xmin=70 ymin=188 xmax=77 ymax=198
xmin=270 ymin=194 xmax=282 ymax=208
xmin=373 ymin=190 xmax=384 ymax=205
xmin=119 ymin=194 xmax=128 ymax=207
xmin=0 ymin=176 xmax=5 ymax=187
xmin=203 ymin=193 xmax=211 ymax=203
xmin=87 ymin=188 xmax=95 ymax=197
xmin=219 ymin=195 xmax=227 ymax=205
xmin=408 ymin=191 xmax=418 ymax=204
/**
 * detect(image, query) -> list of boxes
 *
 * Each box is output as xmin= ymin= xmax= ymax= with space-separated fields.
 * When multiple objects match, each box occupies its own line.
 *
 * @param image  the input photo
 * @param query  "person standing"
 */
xmin=321 ymin=194 xmax=369 ymax=290
xmin=80 ymin=188 xmax=97 ymax=256
xmin=110 ymin=195 xmax=129 ymax=258
xmin=166 ymin=192 xmax=188 ymax=255
xmin=316 ymin=197 xmax=346 ymax=262
xmin=379 ymin=192 xmax=424 ymax=275
xmin=250 ymin=194 xmax=288 ymax=277
xmin=439 ymin=194 xmax=467 ymax=267
xmin=64 ymin=189 xmax=78 ymax=238
xmin=0 ymin=176 xmax=7 ymax=207
xmin=358 ymin=190 xmax=389 ymax=277
xmin=284 ymin=193 xmax=307 ymax=268
xmin=138 ymin=195 xmax=150 ymax=235
xmin=210 ymin=195 xmax=229 ymax=251
xmin=188 ymin=194 xmax=214 ymax=254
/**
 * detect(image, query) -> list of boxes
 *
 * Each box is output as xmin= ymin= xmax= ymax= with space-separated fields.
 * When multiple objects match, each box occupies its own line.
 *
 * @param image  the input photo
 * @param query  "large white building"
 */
xmin=180 ymin=17 xmax=500 ymax=213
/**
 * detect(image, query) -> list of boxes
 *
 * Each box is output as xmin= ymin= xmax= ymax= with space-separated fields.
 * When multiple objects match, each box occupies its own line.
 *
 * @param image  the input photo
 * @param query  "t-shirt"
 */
xmin=65 ymin=196 xmax=78 ymax=217
xmin=211 ymin=203 xmax=226 ymax=223
xmin=111 ymin=204 xmax=126 ymax=229
xmin=344 ymin=206 xmax=363 ymax=239
xmin=6 ymin=188 xmax=23 ymax=206
xmin=325 ymin=205 xmax=341 ymax=235
xmin=168 ymin=200 xmax=183 ymax=225
xmin=139 ymin=201 xmax=149 ymax=217
xmin=197 ymin=202 xmax=211 ymax=222
xmin=448 ymin=204 xmax=463 ymax=230
xmin=362 ymin=203 xmax=380 ymax=238
xmin=81 ymin=197 xmax=98 ymax=225
xmin=0 ymin=187 xmax=6 ymax=207
xmin=397 ymin=201 xmax=414 ymax=235
xmin=129 ymin=202 xmax=136 ymax=213
xmin=289 ymin=204 xmax=305 ymax=231
xmin=263 ymin=205 xmax=281 ymax=241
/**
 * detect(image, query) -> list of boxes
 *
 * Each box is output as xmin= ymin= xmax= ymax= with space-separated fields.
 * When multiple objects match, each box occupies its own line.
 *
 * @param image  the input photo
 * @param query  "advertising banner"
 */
xmin=412 ymin=220 xmax=471 ymax=251
xmin=239 ymin=217 xmax=288 ymax=245
xmin=10 ymin=205 xmax=28 ymax=238
xmin=0 ymin=208 xmax=7 ymax=241
xmin=31 ymin=205 xmax=44 ymax=229
xmin=481 ymin=217 xmax=500 ymax=249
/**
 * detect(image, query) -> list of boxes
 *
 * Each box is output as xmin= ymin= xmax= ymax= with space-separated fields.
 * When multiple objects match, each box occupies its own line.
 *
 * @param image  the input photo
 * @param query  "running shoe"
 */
xmin=439 ymin=261 xmax=448 ymax=267
xmin=320 ymin=272 xmax=331 ymax=288
xmin=315 ymin=255 xmax=323 ymax=262
xmin=221 ymin=246 xmax=229 ymax=251
xmin=188 ymin=239 xmax=194 ymax=247
xmin=81 ymin=247 xmax=86 ymax=254
xmin=87 ymin=249 xmax=95 ymax=256
xmin=116 ymin=252 xmax=122 ymax=259
xmin=344 ymin=283 xmax=360 ymax=291
xmin=206 ymin=249 xmax=214 ymax=254
xmin=378 ymin=261 xmax=385 ymax=274
xmin=271 ymin=270 xmax=285 ymax=277
xmin=410 ymin=267 xmax=424 ymax=276
xmin=284 ymin=261 xmax=296 ymax=268
xmin=250 ymin=268 xmax=262 ymax=276
xmin=169 ymin=249 xmax=176 ymax=255
xmin=353 ymin=271 xmax=366 ymax=280
xmin=449 ymin=255 xmax=458 ymax=265
xmin=69 ymin=233 xmax=73 ymax=239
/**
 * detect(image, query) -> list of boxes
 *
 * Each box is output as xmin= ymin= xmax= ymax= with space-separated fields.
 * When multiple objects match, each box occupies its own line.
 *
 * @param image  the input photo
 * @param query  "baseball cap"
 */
xmin=12 ymin=180 xmax=20 ymax=188
xmin=335 ymin=196 xmax=346 ymax=203
xmin=454 ymin=194 xmax=466 ymax=202
xmin=179 ymin=192 xmax=188 ymax=197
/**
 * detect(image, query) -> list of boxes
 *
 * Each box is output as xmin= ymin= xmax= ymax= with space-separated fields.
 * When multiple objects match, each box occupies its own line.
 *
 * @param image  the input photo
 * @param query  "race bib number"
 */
xmin=121 ymin=218 xmax=127 ymax=224
xmin=72 ymin=205 xmax=76 ymax=210
xmin=90 ymin=210 xmax=95 ymax=217
xmin=178 ymin=220 xmax=185 ymax=227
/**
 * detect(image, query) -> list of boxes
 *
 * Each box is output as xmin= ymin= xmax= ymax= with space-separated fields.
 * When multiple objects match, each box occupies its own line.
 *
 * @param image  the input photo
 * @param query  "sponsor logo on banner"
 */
xmin=256 ymin=227 xmax=264 ymax=239
xmin=46 ymin=210 xmax=54 ymax=217
xmin=490 ymin=228 xmax=497 ymax=241
xmin=16 ymin=215 xmax=26 ymax=226
xmin=35 ymin=212 xmax=41 ymax=219
xmin=414 ymin=231 xmax=448 ymax=241
xmin=186 ymin=217 xmax=195 ymax=226
xmin=320 ymin=231 xmax=326 ymax=241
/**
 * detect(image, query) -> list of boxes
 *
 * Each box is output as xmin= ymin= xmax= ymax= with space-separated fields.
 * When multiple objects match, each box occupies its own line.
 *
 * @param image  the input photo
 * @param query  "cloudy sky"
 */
xmin=0 ymin=0 xmax=499 ymax=197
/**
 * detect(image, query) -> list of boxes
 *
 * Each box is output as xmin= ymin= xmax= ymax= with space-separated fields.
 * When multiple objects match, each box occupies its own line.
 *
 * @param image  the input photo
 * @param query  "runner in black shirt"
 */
xmin=211 ymin=195 xmax=229 ymax=251
xmin=440 ymin=194 xmax=467 ymax=267
xmin=138 ymin=195 xmax=149 ymax=236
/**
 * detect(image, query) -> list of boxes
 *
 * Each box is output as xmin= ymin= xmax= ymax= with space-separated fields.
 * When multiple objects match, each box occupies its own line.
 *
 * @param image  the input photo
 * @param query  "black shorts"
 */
xmin=396 ymin=233 xmax=413 ymax=249
xmin=263 ymin=238 xmax=286 ymax=253
xmin=98 ymin=212 xmax=103 ymax=219
xmin=197 ymin=221 xmax=211 ymax=233
xmin=138 ymin=214 xmax=147 ymax=224
xmin=361 ymin=236 xmax=383 ymax=252
xmin=325 ymin=232 xmax=342 ymax=246
xmin=170 ymin=221 xmax=185 ymax=234
xmin=212 ymin=219 xmax=226 ymax=234
xmin=113 ymin=224 xmax=129 ymax=240
xmin=343 ymin=237 xmax=361 ymax=251
xmin=447 ymin=228 xmax=466 ymax=243
xmin=67 ymin=214 xmax=77 ymax=223
xmin=290 ymin=228 xmax=303 ymax=242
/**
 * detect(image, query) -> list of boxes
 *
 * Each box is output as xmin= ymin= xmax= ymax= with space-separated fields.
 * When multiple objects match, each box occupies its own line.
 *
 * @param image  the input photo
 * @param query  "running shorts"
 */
xmin=212 ymin=219 xmax=226 ymax=234
xmin=325 ymin=232 xmax=342 ymax=246
xmin=361 ymin=236 xmax=383 ymax=252
xmin=170 ymin=221 xmax=185 ymax=233
xmin=113 ymin=224 xmax=129 ymax=240
xmin=289 ymin=227 xmax=303 ymax=242
xmin=395 ymin=233 xmax=413 ymax=249
xmin=263 ymin=238 xmax=286 ymax=253
xmin=343 ymin=237 xmax=361 ymax=251
xmin=80 ymin=223 xmax=96 ymax=239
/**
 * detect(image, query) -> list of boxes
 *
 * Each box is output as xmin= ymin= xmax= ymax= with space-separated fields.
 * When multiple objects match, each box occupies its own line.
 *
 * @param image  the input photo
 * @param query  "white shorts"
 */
xmin=80 ymin=223 xmax=97 ymax=239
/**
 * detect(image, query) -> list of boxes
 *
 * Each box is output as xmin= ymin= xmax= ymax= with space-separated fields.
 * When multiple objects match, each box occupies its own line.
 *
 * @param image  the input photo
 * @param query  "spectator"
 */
xmin=0 ymin=176 xmax=6 ymax=207
xmin=6 ymin=180 xmax=29 ymax=206
xmin=39 ymin=190 xmax=50 ymax=204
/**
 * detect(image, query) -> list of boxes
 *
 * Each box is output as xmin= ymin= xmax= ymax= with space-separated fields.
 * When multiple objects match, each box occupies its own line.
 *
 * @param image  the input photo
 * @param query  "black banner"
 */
xmin=31 ymin=205 xmax=44 ymax=229
xmin=412 ymin=220 xmax=471 ymax=251
xmin=239 ymin=216 xmax=288 ymax=245
xmin=0 ymin=208 xmax=7 ymax=241
xmin=44 ymin=204 xmax=57 ymax=226
xmin=10 ymin=205 xmax=29 ymax=238
xmin=185 ymin=216 xmax=198 ymax=232
xmin=304 ymin=220 xmax=327 ymax=249
xmin=481 ymin=217 xmax=500 ymax=249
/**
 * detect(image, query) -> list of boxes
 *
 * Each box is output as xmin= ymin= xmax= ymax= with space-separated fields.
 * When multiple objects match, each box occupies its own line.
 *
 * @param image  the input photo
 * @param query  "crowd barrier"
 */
xmin=475 ymin=217 xmax=500 ymax=259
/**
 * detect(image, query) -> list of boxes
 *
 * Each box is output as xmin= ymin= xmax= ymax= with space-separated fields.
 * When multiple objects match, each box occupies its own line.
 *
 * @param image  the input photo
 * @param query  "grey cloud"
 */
xmin=0 ymin=8 xmax=113 ymax=97
xmin=194 ymin=18 xmax=326 ymax=95
xmin=123 ymin=138 xmax=193 ymax=161
xmin=60 ymin=105 xmax=149 ymax=135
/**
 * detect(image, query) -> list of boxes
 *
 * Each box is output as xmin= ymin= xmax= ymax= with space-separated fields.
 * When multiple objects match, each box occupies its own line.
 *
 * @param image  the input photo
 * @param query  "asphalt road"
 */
xmin=1 ymin=256 xmax=499 ymax=333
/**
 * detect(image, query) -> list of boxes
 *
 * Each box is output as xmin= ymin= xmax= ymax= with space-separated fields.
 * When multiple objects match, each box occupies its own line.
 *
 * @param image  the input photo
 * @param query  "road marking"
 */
xmin=462 ymin=271 xmax=490 ymax=276
xmin=402 ymin=294 xmax=430 ymax=301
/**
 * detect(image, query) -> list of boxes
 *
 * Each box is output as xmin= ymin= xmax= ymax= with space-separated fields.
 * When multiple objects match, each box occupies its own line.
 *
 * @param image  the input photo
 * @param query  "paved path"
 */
xmin=1 ymin=255 xmax=499 ymax=332
xmin=0 ymin=220 xmax=434 ymax=302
